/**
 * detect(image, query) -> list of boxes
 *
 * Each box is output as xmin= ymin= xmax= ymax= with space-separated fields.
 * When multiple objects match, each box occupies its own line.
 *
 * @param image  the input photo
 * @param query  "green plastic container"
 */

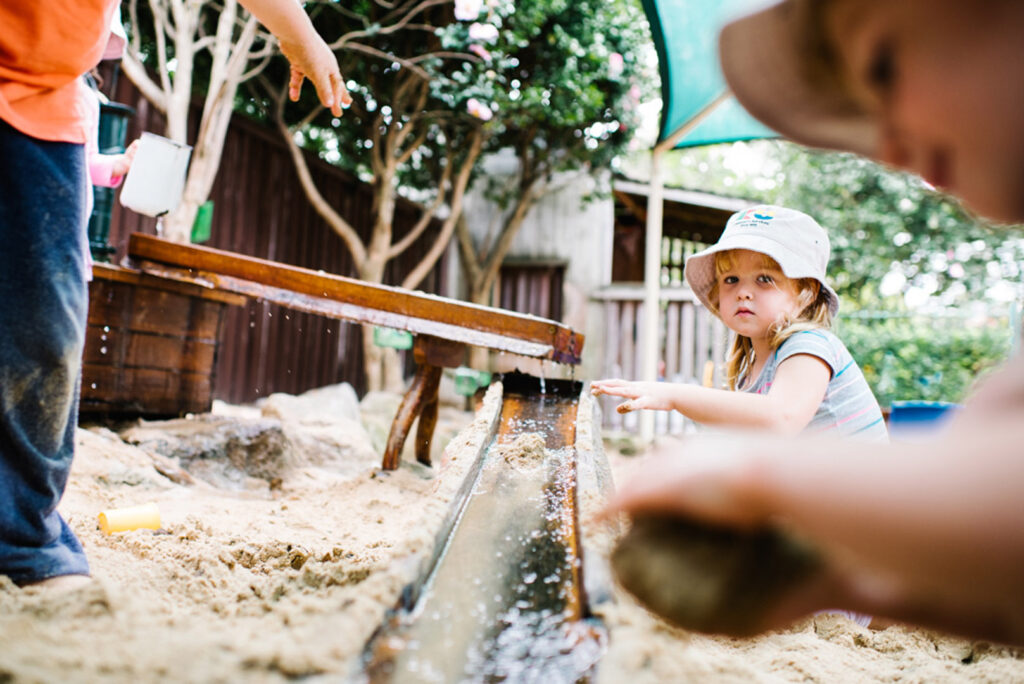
xmin=373 ymin=327 xmax=413 ymax=350
xmin=87 ymin=101 xmax=135 ymax=261
xmin=191 ymin=200 xmax=214 ymax=243
xmin=454 ymin=367 xmax=492 ymax=396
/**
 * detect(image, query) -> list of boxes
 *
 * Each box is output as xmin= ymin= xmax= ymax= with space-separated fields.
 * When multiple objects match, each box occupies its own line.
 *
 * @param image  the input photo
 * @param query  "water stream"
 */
xmin=362 ymin=374 xmax=603 ymax=683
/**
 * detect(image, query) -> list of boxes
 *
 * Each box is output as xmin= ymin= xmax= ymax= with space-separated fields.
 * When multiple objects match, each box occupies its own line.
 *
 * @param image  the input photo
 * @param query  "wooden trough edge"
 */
xmin=128 ymin=233 xmax=585 ymax=365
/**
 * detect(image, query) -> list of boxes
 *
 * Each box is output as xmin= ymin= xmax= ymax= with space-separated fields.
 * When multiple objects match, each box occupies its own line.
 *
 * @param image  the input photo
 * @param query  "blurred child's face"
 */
xmin=715 ymin=250 xmax=801 ymax=342
xmin=822 ymin=0 xmax=1024 ymax=223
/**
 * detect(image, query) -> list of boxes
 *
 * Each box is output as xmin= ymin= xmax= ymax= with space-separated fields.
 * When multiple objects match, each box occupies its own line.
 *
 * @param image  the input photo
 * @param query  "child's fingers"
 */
xmin=289 ymin=66 xmax=304 ymax=102
xmin=311 ymin=68 xmax=339 ymax=115
xmin=591 ymin=381 xmax=638 ymax=399
xmin=332 ymin=72 xmax=352 ymax=111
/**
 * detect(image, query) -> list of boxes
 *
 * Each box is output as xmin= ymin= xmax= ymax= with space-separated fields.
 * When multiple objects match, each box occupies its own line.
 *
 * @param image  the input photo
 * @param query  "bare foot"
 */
xmin=22 ymin=574 xmax=92 ymax=592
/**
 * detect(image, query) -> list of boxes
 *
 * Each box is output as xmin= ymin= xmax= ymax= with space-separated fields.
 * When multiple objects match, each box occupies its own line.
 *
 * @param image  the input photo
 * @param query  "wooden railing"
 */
xmin=591 ymin=284 xmax=731 ymax=435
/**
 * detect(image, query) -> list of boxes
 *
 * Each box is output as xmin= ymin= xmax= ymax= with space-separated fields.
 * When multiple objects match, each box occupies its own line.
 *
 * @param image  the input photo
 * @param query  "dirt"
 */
xmin=593 ymin=436 xmax=1024 ymax=683
xmin=0 ymin=383 xmax=1022 ymax=683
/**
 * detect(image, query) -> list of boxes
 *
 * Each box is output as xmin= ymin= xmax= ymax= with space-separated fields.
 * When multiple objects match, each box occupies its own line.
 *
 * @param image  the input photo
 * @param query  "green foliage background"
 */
xmin=834 ymin=315 xmax=1011 ymax=406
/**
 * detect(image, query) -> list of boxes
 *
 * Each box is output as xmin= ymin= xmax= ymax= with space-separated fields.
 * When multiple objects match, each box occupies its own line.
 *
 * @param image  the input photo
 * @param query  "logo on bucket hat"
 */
xmin=738 ymin=207 xmax=775 ymax=222
xmin=683 ymin=204 xmax=839 ymax=316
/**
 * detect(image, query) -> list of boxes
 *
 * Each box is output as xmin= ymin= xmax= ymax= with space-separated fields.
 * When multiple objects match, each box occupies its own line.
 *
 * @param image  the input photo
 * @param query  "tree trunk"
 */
xmin=361 ymin=329 xmax=405 ymax=394
xmin=467 ymin=286 xmax=493 ymax=370
xmin=457 ymin=178 xmax=543 ymax=371
xmin=161 ymin=5 xmax=259 ymax=242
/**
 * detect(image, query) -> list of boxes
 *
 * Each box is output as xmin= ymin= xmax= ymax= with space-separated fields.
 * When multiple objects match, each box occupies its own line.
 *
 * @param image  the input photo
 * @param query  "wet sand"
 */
xmin=0 ymin=383 xmax=1021 ymax=682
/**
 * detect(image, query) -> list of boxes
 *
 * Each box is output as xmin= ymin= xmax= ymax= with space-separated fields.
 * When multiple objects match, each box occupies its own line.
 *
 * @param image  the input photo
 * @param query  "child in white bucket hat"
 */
xmin=594 ymin=204 xmax=884 ymax=631
xmin=603 ymin=0 xmax=1024 ymax=647
xmin=593 ymin=204 xmax=885 ymax=443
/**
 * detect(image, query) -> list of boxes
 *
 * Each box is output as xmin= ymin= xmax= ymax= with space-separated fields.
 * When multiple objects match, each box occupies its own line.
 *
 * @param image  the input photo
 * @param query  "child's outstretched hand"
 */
xmin=590 ymin=379 xmax=677 ymax=414
xmin=279 ymin=34 xmax=352 ymax=117
xmin=238 ymin=0 xmax=354 ymax=117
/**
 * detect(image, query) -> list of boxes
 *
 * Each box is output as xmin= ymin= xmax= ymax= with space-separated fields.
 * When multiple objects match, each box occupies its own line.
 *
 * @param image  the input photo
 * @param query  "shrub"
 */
xmin=835 ymin=315 xmax=1012 ymax=407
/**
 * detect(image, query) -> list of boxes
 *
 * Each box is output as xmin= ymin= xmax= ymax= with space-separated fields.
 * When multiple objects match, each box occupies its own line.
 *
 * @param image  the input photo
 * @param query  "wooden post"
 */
xmin=381 ymin=336 xmax=466 ymax=470
xmin=414 ymin=367 xmax=442 ymax=466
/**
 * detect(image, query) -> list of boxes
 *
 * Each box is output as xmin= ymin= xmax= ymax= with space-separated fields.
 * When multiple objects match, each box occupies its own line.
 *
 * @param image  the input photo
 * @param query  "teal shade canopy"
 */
xmin=641 ymin=0 xmax=777 ymax=147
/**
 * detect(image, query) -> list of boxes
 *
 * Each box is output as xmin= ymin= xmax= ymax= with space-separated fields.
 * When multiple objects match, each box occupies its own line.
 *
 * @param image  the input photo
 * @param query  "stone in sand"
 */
xmin=611 ymin=513 xmax=823 ymax=636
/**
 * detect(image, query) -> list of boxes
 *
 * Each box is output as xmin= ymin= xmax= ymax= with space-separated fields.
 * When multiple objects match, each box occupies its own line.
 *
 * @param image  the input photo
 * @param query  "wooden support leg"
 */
xmin=415 ymin=366 xmax=442 ymax=466
xmin=382 ymin=335 xmax=467 ymax=471
xmin=382 ymin=365 xmax=431 ymax=471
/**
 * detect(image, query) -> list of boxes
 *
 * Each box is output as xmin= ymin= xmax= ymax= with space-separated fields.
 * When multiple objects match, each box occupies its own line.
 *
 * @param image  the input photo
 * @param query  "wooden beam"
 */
xmin=128 ymin=234 xmax=583 ymax=365
xmin=92 ymin=263 xmax=247 ymax=306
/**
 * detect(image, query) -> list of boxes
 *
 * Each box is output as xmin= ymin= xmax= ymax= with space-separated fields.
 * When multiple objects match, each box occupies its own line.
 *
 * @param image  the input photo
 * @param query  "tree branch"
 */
xmin=408 ymin=51 xmax=477 ymax=64
xmin=337 ymin=42 xmax=429 ymax=80
xmin=403 ymin=128 xmax=484 ymax=290
xmin=388 ymin=158 xmax=450 ymax=259
xmin=121 ymin=52 xmax=169 ymax=113
xmin=149 ymin=0 xmax=173 ymax=96
xmin=277 ymin=116 xmax=368 ymax=266
xmin=480 ymin=176 xmax=541 ymax=294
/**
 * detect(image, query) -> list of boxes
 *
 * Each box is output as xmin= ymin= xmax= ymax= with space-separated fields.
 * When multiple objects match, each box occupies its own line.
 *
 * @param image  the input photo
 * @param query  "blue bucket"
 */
xmin=887 ymin=400 xmax=960 ymax=439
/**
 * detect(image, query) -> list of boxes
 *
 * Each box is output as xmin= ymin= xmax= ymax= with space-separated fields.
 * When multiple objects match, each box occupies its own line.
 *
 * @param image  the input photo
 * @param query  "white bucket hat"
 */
xmin=683 ymin=204 xmax=840 ymax=316
xmin=717 ymin=0 xmax=876 ymax=157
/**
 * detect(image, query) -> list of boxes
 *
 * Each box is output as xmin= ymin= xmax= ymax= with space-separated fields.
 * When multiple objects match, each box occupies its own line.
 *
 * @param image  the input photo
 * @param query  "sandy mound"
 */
xmin=0 ymin=384 xmax=1021 ymax=683
xmin=593 ymin=441 xmax=1024 ymax=683
xmin=0 ymin=383 xmax=491 ymax=683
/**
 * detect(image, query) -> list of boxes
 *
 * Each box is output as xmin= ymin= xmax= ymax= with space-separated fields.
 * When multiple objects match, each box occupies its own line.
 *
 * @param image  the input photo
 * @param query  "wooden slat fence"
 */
xmin=592 ymin=285 xmax=731 ymax=435
xmin=496 ymin=262 xmax=567 ymax=322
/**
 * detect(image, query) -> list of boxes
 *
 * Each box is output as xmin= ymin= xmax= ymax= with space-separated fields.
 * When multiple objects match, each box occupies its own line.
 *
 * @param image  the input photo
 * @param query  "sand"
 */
xmin=0 ymin=383 xmax=1022 ymax=683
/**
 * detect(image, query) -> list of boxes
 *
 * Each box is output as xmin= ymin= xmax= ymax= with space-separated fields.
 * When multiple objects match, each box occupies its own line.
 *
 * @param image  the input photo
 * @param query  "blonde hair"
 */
xmin=708 ymin=250 xmax=833 ymax=390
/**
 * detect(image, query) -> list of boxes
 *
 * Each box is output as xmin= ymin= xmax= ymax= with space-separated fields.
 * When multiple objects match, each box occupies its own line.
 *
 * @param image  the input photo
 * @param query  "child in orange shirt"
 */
xmin=0 ymin=0 xmax=350 ymax=588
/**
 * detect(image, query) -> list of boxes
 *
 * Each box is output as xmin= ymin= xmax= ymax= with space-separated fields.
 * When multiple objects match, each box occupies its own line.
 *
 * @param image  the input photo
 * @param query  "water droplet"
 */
xmin=99 ymin=346 xmax=107 ymax=354
xmin=522 ymin=572 xmax=537 ymax=585
xmin=103 ymin=326 xmax=110 ymax=332
xmin=90 ymin=383 xmax=97 ymax=389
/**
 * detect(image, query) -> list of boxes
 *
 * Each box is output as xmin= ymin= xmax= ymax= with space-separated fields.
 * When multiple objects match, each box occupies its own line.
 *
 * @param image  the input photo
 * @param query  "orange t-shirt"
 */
xmin=0 ymin=1 xmax=120 ymax=143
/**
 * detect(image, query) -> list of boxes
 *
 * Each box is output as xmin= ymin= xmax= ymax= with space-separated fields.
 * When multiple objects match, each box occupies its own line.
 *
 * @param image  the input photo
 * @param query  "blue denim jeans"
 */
xmin=0 ymin=119 xmax=90 ymax=583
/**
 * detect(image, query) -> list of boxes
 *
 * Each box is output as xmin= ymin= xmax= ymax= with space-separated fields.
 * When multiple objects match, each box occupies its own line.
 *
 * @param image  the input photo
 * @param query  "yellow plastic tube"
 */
xmin=98 ymin=502 xmax=161 ymax=535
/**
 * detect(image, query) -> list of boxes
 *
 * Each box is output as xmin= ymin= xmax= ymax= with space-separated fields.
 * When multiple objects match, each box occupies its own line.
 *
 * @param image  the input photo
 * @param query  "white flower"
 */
xmin=454 ymin=0 xmax=482 ymax=21
xmin=467 ymin=98 xmax=493 ymax=121
xmin=468 ymin=22 xmax=499 ymax=43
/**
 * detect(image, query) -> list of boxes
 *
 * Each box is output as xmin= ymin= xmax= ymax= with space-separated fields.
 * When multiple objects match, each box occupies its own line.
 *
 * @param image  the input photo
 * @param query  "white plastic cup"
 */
xmin=119 ymin=132 xmax=192 ymax=217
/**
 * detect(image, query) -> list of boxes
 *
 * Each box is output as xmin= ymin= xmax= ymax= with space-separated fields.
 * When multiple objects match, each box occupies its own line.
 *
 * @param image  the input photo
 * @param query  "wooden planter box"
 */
xmin=80 ymin=263 xmax=245 ymax=418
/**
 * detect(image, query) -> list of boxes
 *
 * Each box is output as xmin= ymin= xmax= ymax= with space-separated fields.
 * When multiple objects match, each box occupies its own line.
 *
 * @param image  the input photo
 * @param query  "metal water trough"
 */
xmin=360 ymin=373 xmax=613 ymax=683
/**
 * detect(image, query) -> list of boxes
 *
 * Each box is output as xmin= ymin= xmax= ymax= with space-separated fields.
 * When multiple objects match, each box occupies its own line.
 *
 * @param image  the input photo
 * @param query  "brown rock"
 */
xmin=611 ymin=513 xmax=823 ymax=636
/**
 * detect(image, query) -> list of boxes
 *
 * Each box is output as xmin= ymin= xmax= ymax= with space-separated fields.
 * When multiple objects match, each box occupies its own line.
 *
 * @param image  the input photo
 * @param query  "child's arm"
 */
xmin=237 ymin=0 xmax=353 ymax=116
xmin=603 ymin=358 xmax=1024 ymax=643
xmin=591 ymin=354 xmax=829 ymax=434
xmin=89 ymin=139 xmax=138 ymax=188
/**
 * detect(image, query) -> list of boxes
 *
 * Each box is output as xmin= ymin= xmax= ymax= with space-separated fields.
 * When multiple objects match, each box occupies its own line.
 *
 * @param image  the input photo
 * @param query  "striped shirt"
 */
xmin=742 ymin=329 xmax=888 ymax=441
